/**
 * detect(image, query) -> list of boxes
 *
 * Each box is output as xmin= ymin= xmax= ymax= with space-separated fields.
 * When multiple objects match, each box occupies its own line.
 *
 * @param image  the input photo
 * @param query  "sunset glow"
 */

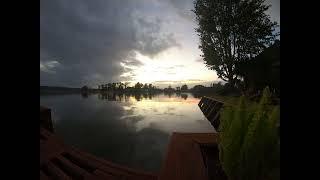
xmin=120 ymin=48 xmax=218 ymax=88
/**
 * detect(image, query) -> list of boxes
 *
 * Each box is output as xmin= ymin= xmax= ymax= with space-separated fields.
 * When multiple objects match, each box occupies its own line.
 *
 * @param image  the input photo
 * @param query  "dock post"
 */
xmin=40 ymin=106 xmax=54 ymax=132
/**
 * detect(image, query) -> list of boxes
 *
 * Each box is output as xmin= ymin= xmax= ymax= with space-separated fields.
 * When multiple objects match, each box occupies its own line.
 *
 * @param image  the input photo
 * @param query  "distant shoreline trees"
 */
xmin=97 ymin=82 xmax=160 ymax=92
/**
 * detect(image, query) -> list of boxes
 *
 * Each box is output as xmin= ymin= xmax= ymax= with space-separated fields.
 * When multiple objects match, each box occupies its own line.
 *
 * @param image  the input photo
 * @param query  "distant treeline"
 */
xmin=97 ymin=82 xmax=161 ymax=92
xmin=96 ymin=82 xmax=235 ymax=95
xmin=97 ymin=82 xmax=193 ymax=93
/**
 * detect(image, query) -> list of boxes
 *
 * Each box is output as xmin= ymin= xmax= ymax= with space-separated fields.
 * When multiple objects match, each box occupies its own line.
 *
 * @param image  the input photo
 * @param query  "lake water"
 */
xmin=40 ymin=92 xmax=216 ymax=173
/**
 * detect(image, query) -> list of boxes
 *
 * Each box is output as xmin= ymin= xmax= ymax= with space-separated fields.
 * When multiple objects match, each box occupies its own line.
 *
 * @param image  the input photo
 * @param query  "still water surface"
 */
xmin=40 ymin=92 xmax=215 ymax=172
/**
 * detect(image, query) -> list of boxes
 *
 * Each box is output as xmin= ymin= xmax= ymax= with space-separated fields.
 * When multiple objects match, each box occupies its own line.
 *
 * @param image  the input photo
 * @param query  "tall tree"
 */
xmin=193 ymin=0 xmax=277 ymax=87
xmin=107 ymin=83 xmax=112 ymax=91
xmin=143 ymin=83 xmax=149 ymax=89
xmin=111 ymin=83 xmax=116 ymax=91
xmin=134 ymin=82 xmax=143 ymax=89
xmin=118 ymin=82 xmax=124 ymax=90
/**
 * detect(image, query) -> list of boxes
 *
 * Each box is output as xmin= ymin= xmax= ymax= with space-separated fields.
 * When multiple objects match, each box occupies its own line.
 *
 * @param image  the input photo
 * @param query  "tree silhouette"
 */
xmin=143 ymin=83 xmax=148 ymax=89
xmin=118 ymin=82 xmax=124 ymax=90
xmin=124 ymin=82 xmax=130 ymax=89
xmin=193 ymin=0 xmax=277 ymax=87
xmin=107 ymin=83 xmax=112 ymax=91
xmin=181 ymin=84 xmax=188 ymax=91
xmin=111 ymin=83 xmax=116 ymax=91
xmin=81 ymin=85 xmax=89 ymax=92
xmin=134 ymin=82 xmax=143 ymax=89
xmin=236 ymin=40 xmax=280 ymax=95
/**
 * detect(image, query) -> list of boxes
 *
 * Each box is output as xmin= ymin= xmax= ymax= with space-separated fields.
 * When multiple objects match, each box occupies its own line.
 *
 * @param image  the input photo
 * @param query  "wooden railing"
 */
xmin=198 ymin=97 xmax=224 ymax=130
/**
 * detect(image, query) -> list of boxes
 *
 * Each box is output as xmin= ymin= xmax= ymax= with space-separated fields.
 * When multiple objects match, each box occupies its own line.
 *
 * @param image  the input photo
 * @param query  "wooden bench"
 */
xmin=198 ymin=97 xmax=224 ymax=130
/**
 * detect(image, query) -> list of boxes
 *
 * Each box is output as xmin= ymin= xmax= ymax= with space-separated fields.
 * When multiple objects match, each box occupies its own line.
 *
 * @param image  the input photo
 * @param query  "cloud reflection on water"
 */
xmin=40 ymin=92 xmax=215 ymax=172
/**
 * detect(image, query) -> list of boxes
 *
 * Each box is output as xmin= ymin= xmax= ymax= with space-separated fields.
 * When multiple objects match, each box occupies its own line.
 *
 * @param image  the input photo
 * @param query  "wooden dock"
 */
xmin=40 ymin=127 xmax=157 ymax=180
xmin=40 ymin=104 xmax=224 ymax=180
xmin=159 ymin=133 xmax=226 ymax=180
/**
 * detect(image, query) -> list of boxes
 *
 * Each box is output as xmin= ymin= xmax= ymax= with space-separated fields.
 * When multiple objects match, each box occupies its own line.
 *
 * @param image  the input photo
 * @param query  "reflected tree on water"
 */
xmin=191 ymin=93 xmax=202 ymax=99
xmin=143 ymin=93 xmax=148 ymax=99
xmin=97 ymin=91 xmax=192 ymax=102
xmin=81 ymin=92 xmax=88 ymax=98
xmin=135 ymin=94 xmax=142 ymax=101
xmin=118 ymin=94 xmax=124 ymax=102
xmin=124 ymin=94 xmax=130 ymax=102
xmin=181 ymin=94 xmax=188 ymax=100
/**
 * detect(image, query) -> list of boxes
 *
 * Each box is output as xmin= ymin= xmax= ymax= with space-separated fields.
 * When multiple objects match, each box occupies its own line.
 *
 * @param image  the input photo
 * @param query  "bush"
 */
xmin=218 ymin=87 xmax=279 ymax=180
xmin=217 ymin=83 xmax=241 ymax=96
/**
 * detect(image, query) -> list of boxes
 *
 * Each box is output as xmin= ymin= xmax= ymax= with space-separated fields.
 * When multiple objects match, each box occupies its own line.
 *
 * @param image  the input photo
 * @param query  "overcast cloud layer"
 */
xmin=40 ymin=0 xmax=279 ymax=88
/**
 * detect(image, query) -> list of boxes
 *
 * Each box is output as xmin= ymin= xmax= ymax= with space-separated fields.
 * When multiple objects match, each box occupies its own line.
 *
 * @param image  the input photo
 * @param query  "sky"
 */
xmin=40 ymin=0 xmax=280 ymax=88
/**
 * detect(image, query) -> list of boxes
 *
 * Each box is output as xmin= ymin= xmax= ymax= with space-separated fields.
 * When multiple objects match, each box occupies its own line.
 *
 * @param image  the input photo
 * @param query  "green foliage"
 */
xmin=218 ymin=87 xmax=279 ymax=180
xmin=193 ymin=0 xmax=278 ymax=86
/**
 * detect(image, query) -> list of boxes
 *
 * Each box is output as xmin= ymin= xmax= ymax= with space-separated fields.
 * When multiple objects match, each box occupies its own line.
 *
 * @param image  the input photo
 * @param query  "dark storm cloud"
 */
xmin=133 ymin=17 xmax=180 ymax=58
xmin=121 ymin=51 xmax=144 ymax=67
xmin=40 ymin=0 xmax=179 ymax=87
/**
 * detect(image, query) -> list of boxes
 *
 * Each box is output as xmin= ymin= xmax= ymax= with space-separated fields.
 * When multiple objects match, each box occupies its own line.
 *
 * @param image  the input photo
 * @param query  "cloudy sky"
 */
xmin=40 ymin=0 xmax=280 ymax=88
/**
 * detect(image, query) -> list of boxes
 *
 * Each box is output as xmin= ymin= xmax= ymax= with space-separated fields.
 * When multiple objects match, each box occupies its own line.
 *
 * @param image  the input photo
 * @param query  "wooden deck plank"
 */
xmin=46 ymin=161 xmax=72 ymax=180
xmin=40 ymin=170 xmax=50 ymax=180
xmin=70 ymin=146 xmax=157 ymax=178
xmin=94 ymin=169 xmax=121 ymax=180
xmin=159 ymin=132 xmax=217 ymax=180
xmin=40 ymin=128 xmax=67 ymax=166
xmin=54 ymin=155 xmax=91 ymax=179
xmin=40 ymin=127 xmax=157 ymax=180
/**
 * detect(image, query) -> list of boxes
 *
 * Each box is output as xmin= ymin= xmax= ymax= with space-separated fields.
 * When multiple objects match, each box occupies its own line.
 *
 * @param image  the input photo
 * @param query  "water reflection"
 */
xmin=98 ymin=92 xmax=160 ymax=102
xmin=181 ymin=93 xmax=188 ymax=100
xmin=81 ymin=92 xmax=89 ymax=98
xmin=96 ymin=91 xmax=194 ymax=102
xmin=40 ymin=92 xmax=213 ymax=172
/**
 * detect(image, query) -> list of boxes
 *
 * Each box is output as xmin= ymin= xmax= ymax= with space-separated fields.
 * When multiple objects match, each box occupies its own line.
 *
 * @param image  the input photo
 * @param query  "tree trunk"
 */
xmin=228 ymin=75 xmax=235 ymax=88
